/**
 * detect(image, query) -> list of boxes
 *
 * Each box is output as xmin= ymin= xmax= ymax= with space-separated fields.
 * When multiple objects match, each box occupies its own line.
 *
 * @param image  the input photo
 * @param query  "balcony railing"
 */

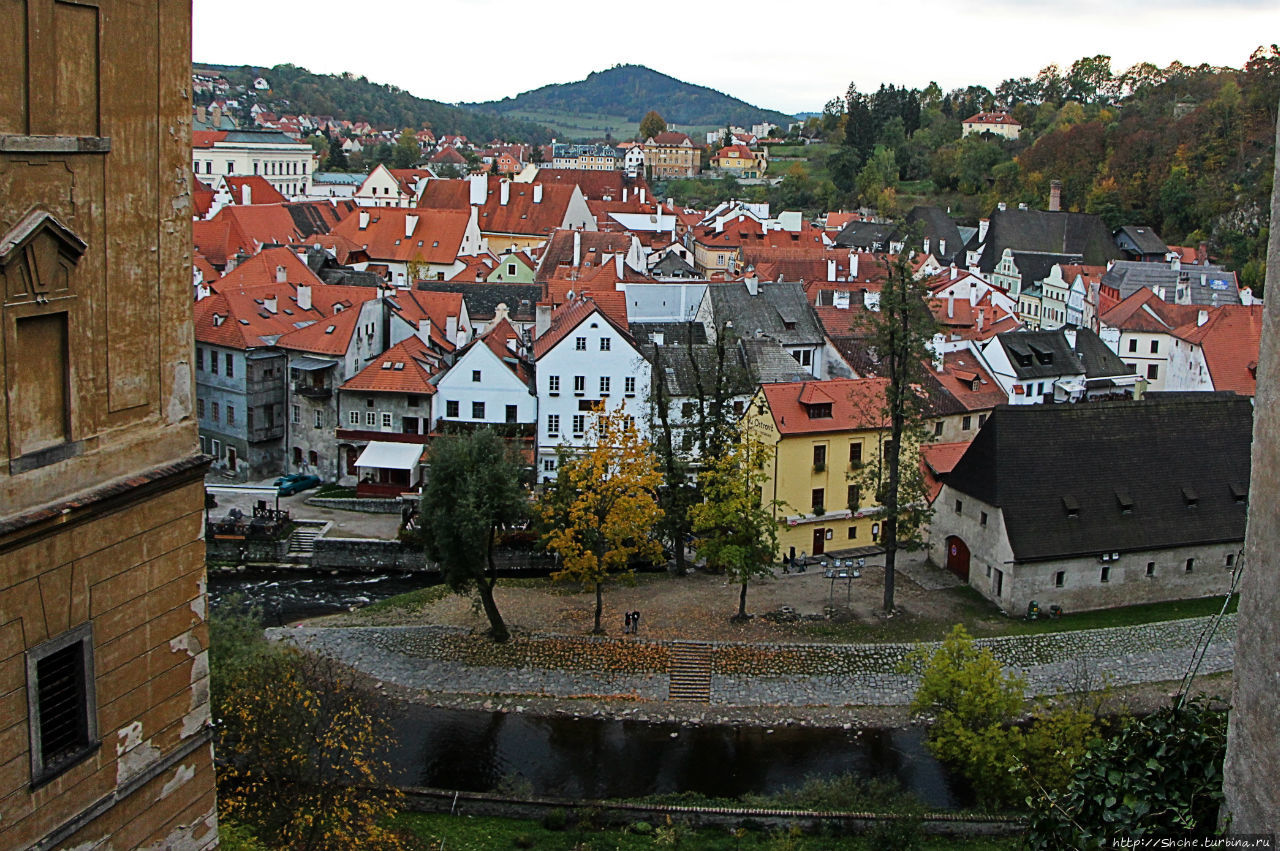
xmin=294 ymin=381 xmax=332 ymax=399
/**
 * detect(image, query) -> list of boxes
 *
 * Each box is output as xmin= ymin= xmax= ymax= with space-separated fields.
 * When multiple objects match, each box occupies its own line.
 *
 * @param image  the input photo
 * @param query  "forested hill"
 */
xmin=194 ymin=63 xmax=553 ymax=144
xmin=468 ymin=65 xmax=793 ymax=130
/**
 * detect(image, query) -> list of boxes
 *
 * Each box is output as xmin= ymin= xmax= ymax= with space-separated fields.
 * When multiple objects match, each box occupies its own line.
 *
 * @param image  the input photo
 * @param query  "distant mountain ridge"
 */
xmin=194 ymin=62 xmax=552 ymax=144
xmin=467 ymin=65 xmax=792 ymax=135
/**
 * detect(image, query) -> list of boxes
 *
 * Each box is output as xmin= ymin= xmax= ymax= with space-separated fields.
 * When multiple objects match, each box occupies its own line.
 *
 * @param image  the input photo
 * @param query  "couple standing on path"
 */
xmin=623 ymin=610 xmax=642 ymax=635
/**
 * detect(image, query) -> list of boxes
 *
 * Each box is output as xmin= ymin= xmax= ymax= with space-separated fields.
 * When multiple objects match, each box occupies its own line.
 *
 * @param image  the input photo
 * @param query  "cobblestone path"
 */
xmin=278 ymin=613 xmax=1235 ymax=707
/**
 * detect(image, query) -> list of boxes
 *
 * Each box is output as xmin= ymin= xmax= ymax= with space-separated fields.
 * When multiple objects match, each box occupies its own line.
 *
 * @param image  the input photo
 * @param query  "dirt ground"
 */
xmin=394 ymin=557 xmax=994 ymax=644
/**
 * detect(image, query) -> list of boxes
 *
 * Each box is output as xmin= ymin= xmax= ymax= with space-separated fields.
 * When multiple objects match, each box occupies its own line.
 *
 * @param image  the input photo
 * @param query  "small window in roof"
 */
xmin=239 ymin=319 xmax=249 ymax=325
xmin=1062 ymin=495 xmax=1080 ymax=517
xmin=1115 ymin=491 xmax=1134 ymax=513
xmin=1182 ymin=486 xmax=1199 ymax=507
xmin=381 ymin=362 xmax=392 ymax=369
xmin=394 ymin=363 xmax=404 ymax=370
xmin=1229 ymin=482 xmax=1248 ymax=503
xmin=325 ymin=325 xmax=335 ymax=334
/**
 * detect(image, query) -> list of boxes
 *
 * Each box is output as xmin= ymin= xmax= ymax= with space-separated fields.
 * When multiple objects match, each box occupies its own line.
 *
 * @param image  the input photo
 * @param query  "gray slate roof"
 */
xmin=737 ymin=338 xmax=815 ymax=384
xmin=415 ymin=281 xmax=541 ymax=322
xmin=1071 ymin=327 xmax=1132 ymax=379
xmin=631 ymin=322 xmax=708 ymax=347
xmin=903 ymin=206 xmax=967 ymax=265
xmin=996 ymin=330 xmax=1085 ymax=379
xmin=1012 ymin=250 xmax=1083 ymax=286
xmin=706 ymin=280 xmax=824 ymax=347
xmin=640 ymin=341 xmax=758 ymax=397
xmin=832 ymin=221 xmax=894 ymax=251
xmin=1101 ymin=261 xmax=1241 ymax=307
xmin=1115 ymin=225 xmax=1168 ymax=256
xmin=943 ymin=396 xmax=1252 ymax=561
xmin=979 ymin=209 xmax=1120 ymax=273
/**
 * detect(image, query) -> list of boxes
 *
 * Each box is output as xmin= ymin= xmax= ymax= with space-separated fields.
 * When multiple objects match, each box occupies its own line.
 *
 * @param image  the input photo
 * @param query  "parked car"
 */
xmin=278 ymin=474 xmax=321 ymax=496
xmin=273 ymin=473 xmax=305 ymax=487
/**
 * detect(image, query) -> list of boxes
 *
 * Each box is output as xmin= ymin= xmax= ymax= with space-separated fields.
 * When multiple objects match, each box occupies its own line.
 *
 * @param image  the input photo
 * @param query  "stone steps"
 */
xmin=668 ymin=641 xmax=713 ymax=702
xmin=286 ymin=525 xmax=322 ymax=556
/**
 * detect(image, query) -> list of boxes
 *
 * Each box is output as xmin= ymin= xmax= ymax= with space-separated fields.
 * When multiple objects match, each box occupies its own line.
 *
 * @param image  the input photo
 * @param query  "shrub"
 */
xmin=541 ymin=808 xmax=568 ymax=831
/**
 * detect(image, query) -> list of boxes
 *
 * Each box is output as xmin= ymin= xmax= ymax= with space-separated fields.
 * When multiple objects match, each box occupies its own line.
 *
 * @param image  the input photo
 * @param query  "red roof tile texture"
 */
xmin=760 ymin=378 xmax=890 ymax=435
xmin=340 ymin=335 xmax=443 ymax=394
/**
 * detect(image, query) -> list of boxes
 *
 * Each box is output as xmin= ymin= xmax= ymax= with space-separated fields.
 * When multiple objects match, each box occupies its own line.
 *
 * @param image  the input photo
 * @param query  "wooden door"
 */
xmin=945 ymin=535 xmax=970 ymax=581
xmin=812 ymin=527 xmax=825 ymax=556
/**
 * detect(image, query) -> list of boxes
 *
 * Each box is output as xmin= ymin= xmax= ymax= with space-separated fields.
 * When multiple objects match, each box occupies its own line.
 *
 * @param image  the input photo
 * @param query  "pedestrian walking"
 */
xmin=632 ymin=610 xmax=641 ymax=635
xmin=624 ymin=611 xmax=633 ymax=634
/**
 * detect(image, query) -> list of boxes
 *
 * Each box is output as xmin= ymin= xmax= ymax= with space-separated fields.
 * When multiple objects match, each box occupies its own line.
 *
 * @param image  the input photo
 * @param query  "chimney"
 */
xmin=499 ymin=179 xmax=510 ymax=206
xmin=533 ymin=183 xmax=543 ymax=203
xmin=744 ymin=270 xmax=759 ymax=296
xmin=297 ymin=284 xmax=312 ymax=310
xmin=977 ymin=307 xmax=985 ymax=331
xmin=196 ymin=283 xmax=211 ymax=301
xmin=275 ymin=264 xmax=287 ymax=284
xmin=446 ymin=314 xmax=458 ymax=344
xmin=827 ymin=258 xmax=837 ymax=280
xmin=1197 ymin=309 xmax=1209 ymax=327
xmin=622 ymin=187 xmax=628 ymax=202
xmin=241 ymin=183 xmax=252 ymax=205
xmin=264 ymin=294 xmax=278 ymax=313
xmin=196 ymin=104 xmax=207 ymax=124
xmin=1197 ymin=241 xmax=1208 ymax=265
xmin=535 ymin=303 xmax=552 ymax=338
xmin=358 ymin=209 xmax=370 ymax=230
xmin=978 ymin=218 xmax=990 ymax=242
xmin=1049 ymin=179 xmax=1062 ymax=212
xmin=947 ymin=294 xmax=955 ymax=318
xmin=923 ymin=237 xmax=931 ymax=256
xmin=931 ymin=334 xmax=945 ymax=372
xmin=639 ymin=187 xmax=646 ymax=204
xmin=469 ymin=174 xmax=487 ymax=205
xmin=939 ymin=239 xmax=947 ymax=257
xmin=997 ymin=202 xmax=1007 ymax=212
xmin=848 ymin=251 xmax=858 ymax=279
xmin=950 ymin=263 xmax=958 ymax=280
xmin=1170 ymin=254 xmax=1181 ymax=272
xmin=572 ymin=230 xmax=581 ymax=267
xmin=417 ymin=317 xmax=432 ymax=343
xmin=405 ymin=214 xmax=418 ymax=238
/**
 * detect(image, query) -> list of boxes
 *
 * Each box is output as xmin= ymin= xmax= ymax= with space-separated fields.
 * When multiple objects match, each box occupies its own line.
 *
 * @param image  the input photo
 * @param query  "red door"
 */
xmin=945 ymin=536 xmax=970 ymax=581
xmin=812 ymin=528 xmax=825 ymax=556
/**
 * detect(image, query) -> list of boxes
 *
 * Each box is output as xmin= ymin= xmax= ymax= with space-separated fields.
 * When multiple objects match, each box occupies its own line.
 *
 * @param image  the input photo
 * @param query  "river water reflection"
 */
xmin=388 ymin=704 xmax=970 ymax=809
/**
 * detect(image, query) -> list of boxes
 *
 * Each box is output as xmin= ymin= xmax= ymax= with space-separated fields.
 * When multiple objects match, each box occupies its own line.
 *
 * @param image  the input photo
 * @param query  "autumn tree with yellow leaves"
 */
xmin=212 ymin=606 xmax=408 ymax=850
xmin=540 ymin=405 xmax=664 ymax=634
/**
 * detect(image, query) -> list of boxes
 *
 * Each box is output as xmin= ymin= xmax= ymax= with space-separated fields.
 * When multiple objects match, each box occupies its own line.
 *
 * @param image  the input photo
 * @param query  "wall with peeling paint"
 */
xmin=0 ymin=1 xmax=219 ymax=848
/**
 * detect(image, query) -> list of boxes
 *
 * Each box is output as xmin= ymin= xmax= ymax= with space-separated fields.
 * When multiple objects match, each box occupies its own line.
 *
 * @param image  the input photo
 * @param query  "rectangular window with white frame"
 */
xmin=548 ymin=375 xmax=560 ymax=394
xmin=600 ymin=376 xmax=610 ymax=394
xmin=547 ymin=414 xmax=560 ymax=436
xmin=381 ymin=412 xmax=392 ymax=429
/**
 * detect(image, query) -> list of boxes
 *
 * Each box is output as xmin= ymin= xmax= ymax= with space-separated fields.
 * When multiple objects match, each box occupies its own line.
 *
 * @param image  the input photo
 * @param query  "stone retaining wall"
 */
xmin=205 ymin=536 xmax=288 ymax=563
xmin=304 ymin=497 xmax=402 ymax=513
xmin=310 ymin=537 xmax=430 ymax=571
xmin=283 ymin=613 xmax=1236 ymax=707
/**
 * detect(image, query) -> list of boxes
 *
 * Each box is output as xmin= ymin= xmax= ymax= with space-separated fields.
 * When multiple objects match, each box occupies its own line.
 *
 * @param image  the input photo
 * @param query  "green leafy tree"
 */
xmin=908 ymin=625 xmax=1026 ymax=807
xmin=855 ymin=145 xmax=899 ymax=208
xmin=391 ymin=127 xmax=420 ymax=169
xmin=420 ymin=429 xmax=528 ymax=642
xmin=540 ymin=406 xmax=664 ymax=633
xmin=855 ymin=248 xmax=936 ymax=612
xmin=689 ymin=432 xmax=779 ymax=620
xmin=1026 ymin=697 xmax=1228 ymax=848
xmin=639 ymin=110 xmax=666 ymax=141
xmin=323 ymin=132 xmax=349 ymax=171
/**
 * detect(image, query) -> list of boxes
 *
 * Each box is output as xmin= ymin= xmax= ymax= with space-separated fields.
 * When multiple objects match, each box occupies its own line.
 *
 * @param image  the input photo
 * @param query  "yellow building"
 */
xmin=711 ymin=144 xmax=767 ymax=178
xmin=744 ymin=378 xmax=892 ymax=558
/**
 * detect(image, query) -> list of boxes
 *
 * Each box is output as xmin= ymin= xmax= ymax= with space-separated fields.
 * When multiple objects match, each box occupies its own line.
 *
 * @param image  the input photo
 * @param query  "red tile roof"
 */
xmin=340 ymin=335 xmax=444 ymax=395
xmin=532 ymin=294 xmax=634 ymax=360
xmin=429 ymin=147 xmax=468 ymax=165
xmin=932 ymin=352 xmax=1007 ymax=411
xmin=920 ymin=441 xmax=971 ymax=502
xmin=649 ymin=131 xmax=693 ymax=146
xmin=477 ymin=177 xmax=580 ymax=236
xmin=928 ymin=291 xmax=1020 ymax=341
xmin=195 ymin=279 xmax=380 ymax=354
xmin=962 ymin=111 xmax=1019 ymax=126
xmin=224 ymin=176 xmax=287 ymax=205
xmin=417 ymin=179 xmax=473 ymax=208
xmin=192 ymin=130 xmax=228 ymax=148
xmin=215 ymin=246 xmax=324 ymax=290
xmin=1101 ymin=287 xmax=1201 ymax=333
xmin=536 ymin=230 xmax=638 ymax=281
xmin=331 ymin=207 xmax=473 ymax=265
xmin=537 ymin=170 xmax=653 ymax=203
xmin=1173 ymin=304 xmax=1263 ymax=396
xmin=759 ymin=378 xmax=890 ymax=435
xmin=714 ymin=144 xmax=756 ymax=159
xmin=193 ymin=178 xmax=215 ymax=218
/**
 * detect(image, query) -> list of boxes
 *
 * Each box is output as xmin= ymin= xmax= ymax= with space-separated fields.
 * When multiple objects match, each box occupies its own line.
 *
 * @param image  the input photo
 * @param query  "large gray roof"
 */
xmin=979 ymin=209 xmax=1120 ymax=273
xmin=1101 ymin=261 xmax=1241 ymax=307
xmin=1115 ymin=225 xmax=1168 ymax=256
xmin=706 ymin=280 xmax=824 ymax=347
xmin=737 ymin=338 xmax=815 ymax=384
xmin=943 ymin=396 xmax=1252 ymax=562
xmin=415 ymin=281 xmax=541 ymax=322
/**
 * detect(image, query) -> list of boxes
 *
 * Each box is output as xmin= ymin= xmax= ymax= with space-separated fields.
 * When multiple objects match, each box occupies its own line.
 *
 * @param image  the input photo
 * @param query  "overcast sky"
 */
xmin=193 ymin=1 xmax=1279 ymax=115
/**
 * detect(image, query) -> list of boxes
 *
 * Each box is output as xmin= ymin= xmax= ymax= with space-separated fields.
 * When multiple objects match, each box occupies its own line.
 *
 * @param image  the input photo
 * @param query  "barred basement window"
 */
xmin=27 ymin=623 xmax=98 ymax=786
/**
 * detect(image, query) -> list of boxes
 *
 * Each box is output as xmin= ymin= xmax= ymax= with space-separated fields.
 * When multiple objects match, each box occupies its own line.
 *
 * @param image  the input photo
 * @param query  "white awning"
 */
xmin=355 ymin=441 xmax=424 ymax=470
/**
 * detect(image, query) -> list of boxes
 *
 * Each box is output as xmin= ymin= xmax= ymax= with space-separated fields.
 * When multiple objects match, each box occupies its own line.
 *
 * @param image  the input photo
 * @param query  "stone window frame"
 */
xmin=26 ymin=622 xmax=99 ymax=788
